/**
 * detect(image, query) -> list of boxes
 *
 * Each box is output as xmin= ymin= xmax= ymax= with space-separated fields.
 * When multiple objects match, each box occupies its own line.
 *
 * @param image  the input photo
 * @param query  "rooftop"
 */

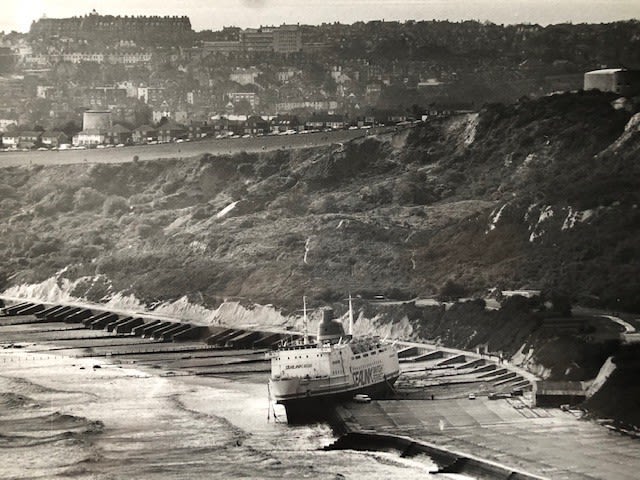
xmin=585 ymin=68 xmax=625 ymax=75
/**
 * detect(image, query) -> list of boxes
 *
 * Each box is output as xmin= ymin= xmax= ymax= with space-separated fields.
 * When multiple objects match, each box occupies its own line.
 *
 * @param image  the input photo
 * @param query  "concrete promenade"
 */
xmin=337 ymin=343 xmax=640 ymax=480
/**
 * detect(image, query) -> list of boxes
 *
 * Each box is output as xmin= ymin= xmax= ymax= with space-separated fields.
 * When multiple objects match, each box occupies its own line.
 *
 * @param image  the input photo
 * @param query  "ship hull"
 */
xmin=274 ymin=373 xmax=399 ymax=424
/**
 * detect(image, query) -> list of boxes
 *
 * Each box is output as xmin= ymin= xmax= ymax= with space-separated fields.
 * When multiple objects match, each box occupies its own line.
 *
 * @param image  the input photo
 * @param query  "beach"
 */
xmin=0 ymin=318 xmax=443 ymax=480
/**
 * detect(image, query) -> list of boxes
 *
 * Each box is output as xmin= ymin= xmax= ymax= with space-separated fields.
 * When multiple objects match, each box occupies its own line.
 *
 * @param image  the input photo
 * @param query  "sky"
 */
xmin=3 ymin=0 xmax=640 ymax=33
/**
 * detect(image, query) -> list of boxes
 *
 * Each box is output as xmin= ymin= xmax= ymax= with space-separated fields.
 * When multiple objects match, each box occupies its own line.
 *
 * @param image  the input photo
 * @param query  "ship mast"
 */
xmin=348 ymin=293 xmax=354 ymax=336
xmin=303 ymin=296 xmax=309 ymax=344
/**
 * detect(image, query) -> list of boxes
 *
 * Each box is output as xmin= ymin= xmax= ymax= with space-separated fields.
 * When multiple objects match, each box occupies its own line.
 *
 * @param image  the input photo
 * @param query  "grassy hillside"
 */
xmin=0 ymin=91 xmax=638 ymax=315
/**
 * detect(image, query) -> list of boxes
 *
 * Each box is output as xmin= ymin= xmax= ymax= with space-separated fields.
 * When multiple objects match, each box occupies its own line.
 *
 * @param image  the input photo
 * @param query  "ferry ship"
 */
xmin=268 ymin=299 xmax=400 ymax=423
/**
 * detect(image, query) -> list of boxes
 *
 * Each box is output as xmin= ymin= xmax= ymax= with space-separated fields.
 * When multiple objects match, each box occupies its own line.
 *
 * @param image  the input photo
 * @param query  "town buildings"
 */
xmin=205 ymin=24 xmax=302 ymax=54
xmin=227 ymin=92 xmax=260 ymax=110
xmin=230 ymin=68 xmax=261 ymax=86
xmin=41 ymin=130 xmax=69 ymax=147
xmin=3 ymin=13 xmax=634 ymax=150
xmin=3 ymin=131 xmax=42 ymax=149
xmin=30 ymin=12 xmax=192 ymax=46
xmin=273 ymin=25 xmax=303 ymax=54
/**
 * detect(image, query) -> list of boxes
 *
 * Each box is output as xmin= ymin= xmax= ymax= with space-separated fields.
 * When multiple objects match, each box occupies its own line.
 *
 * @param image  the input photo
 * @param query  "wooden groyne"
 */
xmin=0 ymin=299 xmax=299 ymax=348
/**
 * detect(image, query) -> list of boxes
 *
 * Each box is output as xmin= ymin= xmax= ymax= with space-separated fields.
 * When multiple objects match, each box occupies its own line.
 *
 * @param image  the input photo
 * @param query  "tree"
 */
xmin=438 ymin=280 xmax=468 ymax=302
xmin=59 ymin=120 xmax=81 ymax=138
xmin=134 ymin=100 xmax=152 ymax=127
xmin=322 ymin=76 xmax=337 ymax=94
xmin=234 ymin=99 xmax=253 ymax=115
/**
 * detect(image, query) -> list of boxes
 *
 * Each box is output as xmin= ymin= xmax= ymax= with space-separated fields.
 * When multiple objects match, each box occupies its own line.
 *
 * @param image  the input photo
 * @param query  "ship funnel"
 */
xmin=317 ymin=307 xmax=345 ymax=343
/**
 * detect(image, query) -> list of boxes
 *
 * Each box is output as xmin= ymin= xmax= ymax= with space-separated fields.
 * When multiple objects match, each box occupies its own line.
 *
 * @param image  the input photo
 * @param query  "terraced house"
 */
xmin=1 ymin=130 xmax=42 ymax=149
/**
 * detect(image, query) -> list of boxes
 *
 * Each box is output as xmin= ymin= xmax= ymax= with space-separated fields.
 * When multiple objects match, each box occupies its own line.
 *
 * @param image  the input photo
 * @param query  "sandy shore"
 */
xmin=0 ymin=329 xmax=442 ymax=479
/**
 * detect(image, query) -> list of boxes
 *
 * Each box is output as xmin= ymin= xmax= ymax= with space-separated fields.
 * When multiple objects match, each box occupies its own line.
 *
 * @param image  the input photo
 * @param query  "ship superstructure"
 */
xmin=268 ymin=303 xmax=399 ymax=423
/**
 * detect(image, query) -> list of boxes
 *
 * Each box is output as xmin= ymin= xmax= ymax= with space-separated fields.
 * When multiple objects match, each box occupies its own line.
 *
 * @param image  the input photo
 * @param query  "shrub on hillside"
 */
xmin=0 ymin=183 xmax=17 ymax=198
xmin=280 ymin=233 xmax=305 ymax=247
xmin=268 ymin=192 xmax=310 ymax=214
xmin=359 ymin=184 xmax=393 ymax=206
xmin=192 ymin=204 xmax=216 ymax=220
xmin=136 ymin=223 xmax=157 ymax=239
xmin=67 ymin=245 xmax=101 ymax=261
xmin=541 ymin=289 xmax=573 ymax=317
xmin=74 ymin=187 xmax=105 ymax=211
xmin=437 ymin=279 xmax=468 ymax=301
xmin=0 ymin=198 xmax=20 ymax=214
xmin=237 ymin=163 xmax=255 ymax=176
xmin=393 ymin=172 xmax=438 ymax=205
xmin=254 ymin=150 xmax=288 ymax=178
xmin=27 ymin=183 xmax=57 ymax=202
xmin=383 ymin=287 xmax=416 ymax=301
xmin=102 ymin=195 xmax=129 ymax=216
xmin=308 ymin=195 xmax=339 ymax=214
xmin=317 ymin=287 xmax=341 ymax=303
xmin=35 ymin=191 xmax=73 ymax=216
xmin=129 ymin=193 xmax=155 ymax=205
xmin=161 ymin=178 xmax=182 ymax=195
xmin=501 ymin=294 xmax=539 ymax=313
xmin=28 ymin=238 xmax=60 ymax=257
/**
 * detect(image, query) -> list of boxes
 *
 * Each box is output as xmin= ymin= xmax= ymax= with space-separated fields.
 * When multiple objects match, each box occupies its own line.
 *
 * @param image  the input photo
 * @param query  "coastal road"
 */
xmin=0 ymin=127 xmax=396 ymax=169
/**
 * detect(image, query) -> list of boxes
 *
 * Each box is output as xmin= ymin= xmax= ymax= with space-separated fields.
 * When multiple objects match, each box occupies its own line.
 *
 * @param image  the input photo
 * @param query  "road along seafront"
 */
xmin=0 ymin=126 xmax=396 ymax=169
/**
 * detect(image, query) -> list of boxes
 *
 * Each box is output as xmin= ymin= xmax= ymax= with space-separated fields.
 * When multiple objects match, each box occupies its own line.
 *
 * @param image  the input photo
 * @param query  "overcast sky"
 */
xmin=3 ymin=0 xmax=640 ymax=33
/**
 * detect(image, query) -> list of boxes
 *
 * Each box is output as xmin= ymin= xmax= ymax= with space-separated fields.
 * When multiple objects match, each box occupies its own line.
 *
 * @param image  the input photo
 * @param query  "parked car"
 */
xmin=354 ymin=394 xmax=372 ymax=403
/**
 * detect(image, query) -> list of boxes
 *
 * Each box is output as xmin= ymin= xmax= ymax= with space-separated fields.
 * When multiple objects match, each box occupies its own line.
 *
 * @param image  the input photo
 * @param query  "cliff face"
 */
xmin=0 ymin=91 xmax=638 ymax=315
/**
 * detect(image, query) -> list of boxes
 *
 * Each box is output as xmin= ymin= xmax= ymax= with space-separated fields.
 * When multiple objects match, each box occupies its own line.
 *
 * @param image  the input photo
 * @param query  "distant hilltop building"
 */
xmin=203 ymin=24 xmax=302 ymax=55
xmin=30 ymin=12 xmax=193 ymax=46
xmin=584 ymin=68 xmax=640 ymax=97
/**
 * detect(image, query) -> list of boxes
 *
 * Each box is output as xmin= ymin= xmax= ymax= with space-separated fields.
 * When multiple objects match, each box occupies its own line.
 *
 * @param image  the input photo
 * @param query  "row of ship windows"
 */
xmin=288 ymin=354 xmax=320 ymax=360
xmin=286 ymin=347 xmax=386 ymax=361
xmin=353 ymin=349 xmax=385 ymax=360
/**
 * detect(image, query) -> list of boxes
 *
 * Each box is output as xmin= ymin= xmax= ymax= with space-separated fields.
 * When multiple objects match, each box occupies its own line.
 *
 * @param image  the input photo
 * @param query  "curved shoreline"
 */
xmin=0 ymin=319 xmax=442 ymax=479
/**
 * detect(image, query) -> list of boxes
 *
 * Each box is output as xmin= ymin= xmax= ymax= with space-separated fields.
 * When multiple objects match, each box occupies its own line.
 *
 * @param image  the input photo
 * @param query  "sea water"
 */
xmin=0 ymin=280 xmax=462 ymax=479
xmin=0 ymin=348 xmax=451 ymax=480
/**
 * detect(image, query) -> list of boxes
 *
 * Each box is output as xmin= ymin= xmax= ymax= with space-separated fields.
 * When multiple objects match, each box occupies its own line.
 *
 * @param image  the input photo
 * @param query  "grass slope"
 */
xmin=0 ymin=91 xmax=637 ymax=315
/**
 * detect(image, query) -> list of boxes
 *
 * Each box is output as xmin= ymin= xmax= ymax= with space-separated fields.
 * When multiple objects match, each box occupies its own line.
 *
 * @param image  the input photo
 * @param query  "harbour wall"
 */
xmin=325 ymin=415 xmax=548 ymax=480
